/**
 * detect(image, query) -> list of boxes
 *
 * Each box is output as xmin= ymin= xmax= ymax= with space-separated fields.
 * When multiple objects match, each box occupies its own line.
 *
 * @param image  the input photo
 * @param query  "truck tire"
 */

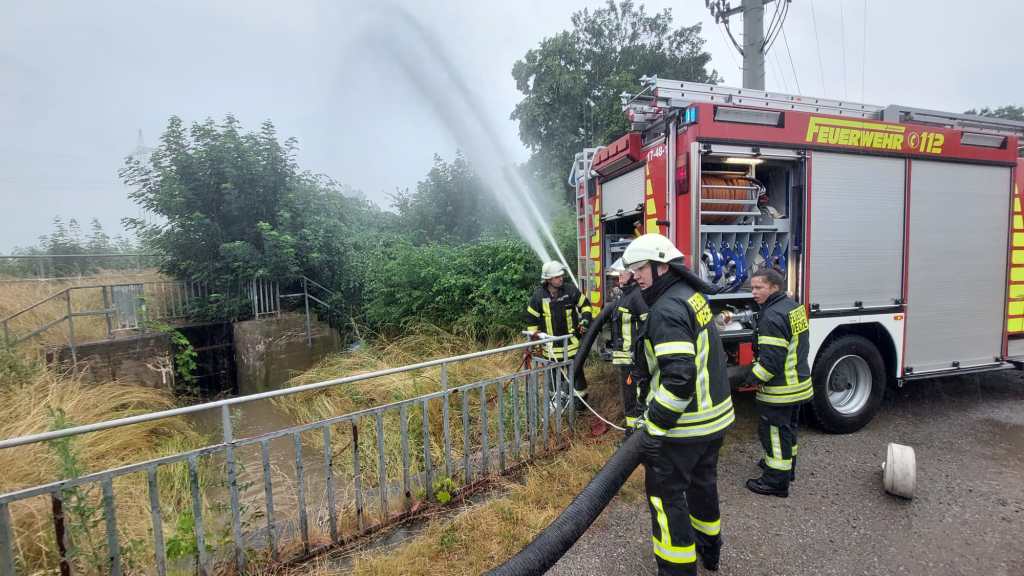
xmin=808 ymin=335 xmax=886 ymax=434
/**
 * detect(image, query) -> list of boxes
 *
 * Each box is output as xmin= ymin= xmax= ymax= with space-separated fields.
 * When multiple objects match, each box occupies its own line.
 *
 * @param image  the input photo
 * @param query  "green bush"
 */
xmin=362 ymin=238 xmax=541 ymax=339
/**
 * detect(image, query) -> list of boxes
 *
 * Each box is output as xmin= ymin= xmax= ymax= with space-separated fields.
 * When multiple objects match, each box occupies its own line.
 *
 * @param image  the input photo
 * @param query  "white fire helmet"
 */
xmin=622 ymin=234 xmax=685 ymax=270
xmin=541 ymin=260 xmax=567 ymax=280
xmin=607 ymin=257 xmax=627 ymax=277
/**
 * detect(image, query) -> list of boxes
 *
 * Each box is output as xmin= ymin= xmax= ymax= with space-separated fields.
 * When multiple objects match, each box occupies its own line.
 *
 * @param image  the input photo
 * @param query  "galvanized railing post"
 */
xmin=146 ymin=467 xmax=167 ymax=576
xmin=375 ymin=411 xmax=388 ymax=523
xmin=461 ymin=389 xmax=471 ymax=483
xmin=497 ymin=380 xmax=506 ymax=472
xmin=512 ymin=376 xmax=521 ymax=462
xmin=353 ymin=418 xmax=364 ymax=532
xmin=222 ymin=405 xmax=245 ymax=570
xmin=294 ymin=432 xmax=310 ymax=554
xmin=400 ymin=405 xmax=411 ymax=510
xmin=65 ymin=290 xmax=78 ymax=373
xmin=421 ymin=398 xmax=433 ymax=500
xmin=101 ymin=285 xmax=113 ymax=339
xmin=480 ymin=384 xmax=489 ymax=475
xmin=322 ymin=426 xmax=338 ymax=543
xmin=260 ymin=440 xmax=278 ymax=562
xmin=441 ymin=364 xmax=452 ymax=481
xmin=101 ymin=477 xmax=122 ymax=576
xmin=303 ymin=277 xmax=312 ymax=348
xmin=188 ymin=455 xmax=209 ymax=576
xmin=565 ymin=340 xmax=575 ymax=433
xmin=0 ymin=502 xmax=15 ymax=576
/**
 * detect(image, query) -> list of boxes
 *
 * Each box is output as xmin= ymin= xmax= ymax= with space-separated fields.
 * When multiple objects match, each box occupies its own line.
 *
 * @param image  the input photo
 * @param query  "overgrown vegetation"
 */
xmin=1 ymin=217 xmax=142 ymax=278
xmin=0 ymin=353 xmax=210 ymax=574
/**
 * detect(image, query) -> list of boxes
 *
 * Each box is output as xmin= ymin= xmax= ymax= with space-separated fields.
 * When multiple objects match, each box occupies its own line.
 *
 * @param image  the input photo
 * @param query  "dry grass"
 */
xmin=0 ymin=364 xmax=209 ymax=574
xmin=0 ymin=270 xmax=165 ymax=349
xmin=269 ymin=434 xmax=644 ymax=576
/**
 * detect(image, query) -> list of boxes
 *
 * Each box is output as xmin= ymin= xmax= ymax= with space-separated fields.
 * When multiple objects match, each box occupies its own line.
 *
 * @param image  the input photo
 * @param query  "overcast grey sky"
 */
xmin=1 ymin=0 xmax=1021 ymax=252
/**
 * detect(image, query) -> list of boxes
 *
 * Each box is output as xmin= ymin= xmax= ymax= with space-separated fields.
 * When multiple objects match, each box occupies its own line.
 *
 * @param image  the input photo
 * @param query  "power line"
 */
xmin=772 ymin=48 xmax=791 ymax=93
xmin=781 ymin=20 xmax=802 ymax=94
xmin=809 ymin=0 xmax=827 ymax=95
xmin=715 ymin=17 xmax=744 ymax=75
xmin=839 ymin=0 xmax=849 ymax=99
xmin=861 ymin=0 xmax=868 ymax=101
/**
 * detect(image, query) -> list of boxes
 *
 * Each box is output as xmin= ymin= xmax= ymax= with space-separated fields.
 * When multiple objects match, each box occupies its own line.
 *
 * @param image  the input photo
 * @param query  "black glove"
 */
xmin=640 ymin=428 xmax=675 ymax=482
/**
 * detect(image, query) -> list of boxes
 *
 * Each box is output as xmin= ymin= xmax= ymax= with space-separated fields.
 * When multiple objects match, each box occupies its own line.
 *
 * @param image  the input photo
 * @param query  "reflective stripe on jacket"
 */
xmin=751 ymin=291 xmax=813 ymax=405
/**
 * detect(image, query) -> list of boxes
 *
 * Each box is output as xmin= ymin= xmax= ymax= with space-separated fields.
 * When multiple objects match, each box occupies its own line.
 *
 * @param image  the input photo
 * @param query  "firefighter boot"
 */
xmin=745 ymin=474 xmax=789 ymax=498
xmin=696 ymin=543 xmax=720 ymax=572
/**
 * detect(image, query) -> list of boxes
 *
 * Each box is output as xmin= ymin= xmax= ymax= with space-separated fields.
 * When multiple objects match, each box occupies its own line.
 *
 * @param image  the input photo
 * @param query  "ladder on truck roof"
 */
xmin=625 ymin=75 xmax=1024 ymax=140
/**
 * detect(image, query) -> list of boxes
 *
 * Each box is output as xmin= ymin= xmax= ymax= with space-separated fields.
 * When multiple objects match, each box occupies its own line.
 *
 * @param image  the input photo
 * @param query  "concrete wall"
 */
xmin=52 ymin=332 xmax=175 ymax=390
xmin=233 ymin=312 xmax=342 ymax=394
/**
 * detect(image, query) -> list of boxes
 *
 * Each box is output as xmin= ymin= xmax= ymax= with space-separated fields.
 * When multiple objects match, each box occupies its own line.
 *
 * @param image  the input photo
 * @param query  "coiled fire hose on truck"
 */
xmin=489 ymin=302 xmax=643 ymax=576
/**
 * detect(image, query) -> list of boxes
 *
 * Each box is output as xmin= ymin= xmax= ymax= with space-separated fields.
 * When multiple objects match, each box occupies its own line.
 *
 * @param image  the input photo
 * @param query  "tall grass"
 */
xmin=0 ymin=360 xmax=209 ymax=574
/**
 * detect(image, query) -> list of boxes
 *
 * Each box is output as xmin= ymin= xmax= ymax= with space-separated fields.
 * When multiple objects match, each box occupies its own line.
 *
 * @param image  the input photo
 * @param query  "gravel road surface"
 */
xmin=549 ymin=370 xmax=1024 ymax=576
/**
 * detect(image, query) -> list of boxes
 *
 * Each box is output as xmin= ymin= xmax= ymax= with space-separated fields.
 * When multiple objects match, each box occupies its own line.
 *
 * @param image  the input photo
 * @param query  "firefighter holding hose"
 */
xmin=744 ymin=268 xmax=813 ymax=498
xmin=525 ymin=261 xmax=592 ymax=408
xmin=606 ymin=258 xmax=648 ymax=430
xmin=623 ymin=234 xmax=734 ymax=575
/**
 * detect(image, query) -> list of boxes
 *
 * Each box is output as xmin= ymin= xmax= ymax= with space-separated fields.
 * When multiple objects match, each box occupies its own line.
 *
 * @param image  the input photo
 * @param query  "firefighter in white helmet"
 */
xmin=623 ymin=233 xmax=734 ymax=575
xmin=525 ymin=260 xmax=592 ymax=405
xmin=606 ymin=257 xmax=648 ymax=430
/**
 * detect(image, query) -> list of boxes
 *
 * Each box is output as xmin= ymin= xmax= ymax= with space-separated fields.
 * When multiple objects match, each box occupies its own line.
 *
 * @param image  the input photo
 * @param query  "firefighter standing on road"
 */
xmin=525 ymin=261 xmax=592 ymax=406
xmin=623 ymin=234 xmax=734 ymax=575
xmin=607 ymin=258 xmax=648 ymax=429
xmin=744 ymin=268 xmax=813 ymax=498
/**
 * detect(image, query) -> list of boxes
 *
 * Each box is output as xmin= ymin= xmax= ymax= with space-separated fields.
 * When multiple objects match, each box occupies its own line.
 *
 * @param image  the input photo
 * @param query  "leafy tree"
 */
xmin=391 ymin=152 xmax=511 ymax=245
xmin=120 ymin=115 xmax=393 ymax=322
xmin=511 ymin=0 xmax=718 ymax=200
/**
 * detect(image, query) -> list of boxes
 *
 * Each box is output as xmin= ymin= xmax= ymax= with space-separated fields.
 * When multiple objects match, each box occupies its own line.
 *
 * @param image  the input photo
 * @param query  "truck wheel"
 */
xmin=808 ymin=335 xmax=886 ymax=434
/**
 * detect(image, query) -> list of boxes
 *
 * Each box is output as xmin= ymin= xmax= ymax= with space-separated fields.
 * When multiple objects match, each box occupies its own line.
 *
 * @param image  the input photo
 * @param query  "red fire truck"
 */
xmin=570 ymin=76 xmax=1024 ymax=433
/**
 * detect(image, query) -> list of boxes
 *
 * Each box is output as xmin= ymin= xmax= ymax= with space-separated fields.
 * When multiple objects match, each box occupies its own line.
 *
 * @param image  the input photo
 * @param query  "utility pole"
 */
xmin=706 ymin=0 xmax=786 ymax=90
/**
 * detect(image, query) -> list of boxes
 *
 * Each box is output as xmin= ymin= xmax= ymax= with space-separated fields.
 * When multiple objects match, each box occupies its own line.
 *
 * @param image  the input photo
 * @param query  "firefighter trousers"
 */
xmin=645 ymin=437 xmax=724 ymax=576
xmin=757 ymin=403 xmax=800 ymax=487
xmin=617 ymin=366 xmax=640 ymax=427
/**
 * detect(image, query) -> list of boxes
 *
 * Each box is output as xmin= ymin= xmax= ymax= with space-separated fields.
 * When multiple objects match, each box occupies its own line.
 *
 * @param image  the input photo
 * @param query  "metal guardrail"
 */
xmin=0 ymin=335 xmax=575 ymax=575
xmin=1 ymin=281 xmax=207 ymax=367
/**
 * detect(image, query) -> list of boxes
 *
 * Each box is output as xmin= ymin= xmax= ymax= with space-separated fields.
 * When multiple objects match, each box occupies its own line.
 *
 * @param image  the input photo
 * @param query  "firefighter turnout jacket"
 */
xmin=524 ymin=283 xmax=592 ymax=360
xmin=609 ymin=283 xmax=648 ymax=366
xmin=635 ymin=276 xmax=734 ymax=441
xmin=750 ymin=291 xmax=813 ymax=405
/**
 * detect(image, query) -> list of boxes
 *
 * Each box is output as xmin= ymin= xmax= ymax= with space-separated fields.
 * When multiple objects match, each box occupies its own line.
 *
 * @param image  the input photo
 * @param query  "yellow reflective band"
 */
xmin=1013 ymin=285 xmax=1024 ymax=299
xmin=1017 ymin=197 xmax=1022 ymax=212
xmin=646 ymin=217 xmax=659 ymax=231
xmin=577 ymin=294 xmax=587 ymax=308
xmin=625 ymin=416 xmax=638 ymax=427
xmin=675 ymin=396 xmax=734 ymax=424
xmin=662 ymin=410 xmax=735 ymax=439
xmin=689 ymin=514 xmax=721 ymax=536
xmin=654 ymin=387 xmax=692 ymax=413
xmin=645 ymin=418 xmax=669 ymax=437
xmin=654 ymin=341 xmax=695 ymax=357
xmin=526 ymin=325 xmax=539 ymax=333
xmin=770 ymin=425 xmax=782 ymax=458
xmin=784 ymin=337 xmax=800 ymax=386
xmin=622 ymin=311 xmax=633 ymax=352
xmin=650 ymin=496 xmax=672 ymax=546
xmin=646 ymin=197 xmax=657 ymax=215
xmin=652 ymin=537 xmax=696 ymax=564
xmin=752 ymin=362 xmax=773 ymax=382
xmin=1015 ymin=233 xmax=1024 ymax=248
xmin=757 ymin=385 xmax=814 ymax=404
xmin=526 ymin=306 xmax=541 ymax=318
xmin=694 ymin=330 xmax=712 ymax=411
xmin=1015 ymin=215 xmax=1023 ymax=230
xmin=1015 ymin=267 xmax=1024 ymax=282
xmin=760 ymin=378 xmax=813 ymax=396
xmin=764 ymin=455 xmax=793 ymax=471
xmin=1011 ymin=301 xmax=1024 ymax=316
xmin=757 ymin=335 xmax=789 ymax=348
xmin=792 ymin=444 xmax=799 ymax=457
xmin=542 ymin=300 xmax=554 ymax=336
xmin=1014 ymin=252 xmax=1024 ymax=265
xmin=1010 ymin=318 xmax=1024 ymax=332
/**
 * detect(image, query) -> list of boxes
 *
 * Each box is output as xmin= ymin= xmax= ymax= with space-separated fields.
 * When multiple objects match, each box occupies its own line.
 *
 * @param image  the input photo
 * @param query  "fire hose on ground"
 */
xmin=491 ymin=302 xmax=644 ymax=576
